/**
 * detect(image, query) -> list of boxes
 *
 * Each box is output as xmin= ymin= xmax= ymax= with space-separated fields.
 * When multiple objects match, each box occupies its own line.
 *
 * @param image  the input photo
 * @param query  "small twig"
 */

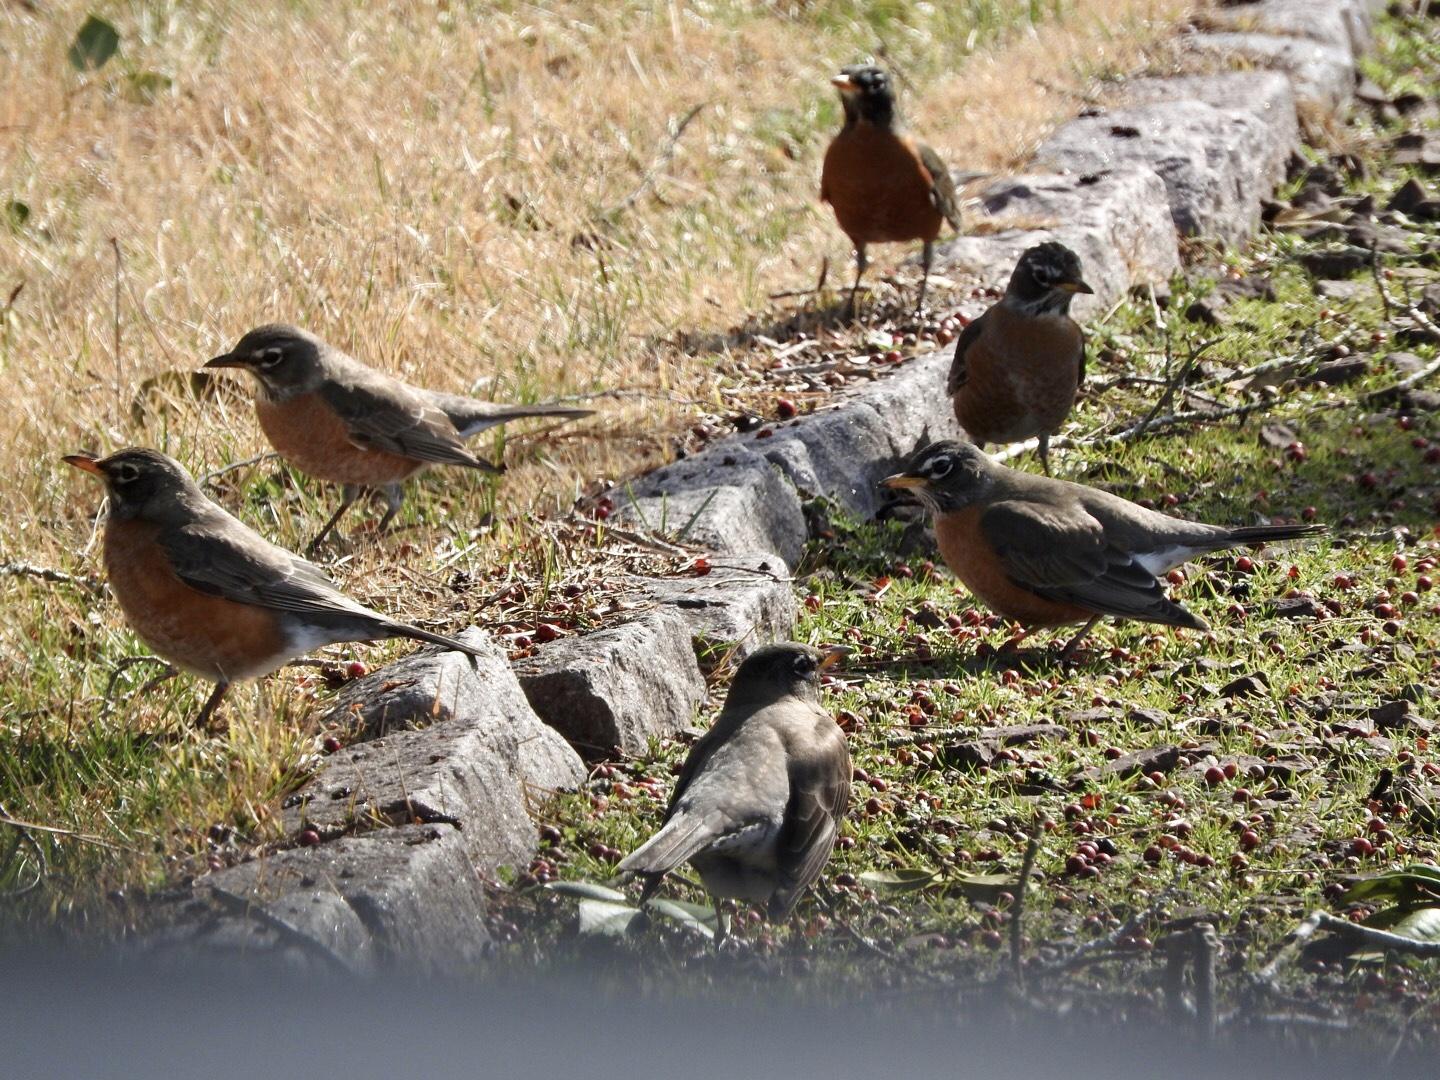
xmin=1370 ymin=242 xmax=1392 ymax=321
xmin=0 ymin=561 xmax=102 ymax=592
xmin=110 ymin=237 xmax=122 ymax=422
xmin=1194 ymin=922 xmax=1219 ymax=1041
xmin=199 ymin=452 xmax=278 ymax=487
xmin=1009 ymin=823 xmax=1041 ymax=987
xmin=1122 ymin=337 xmax=1219 ymax=444
xmin=208 ymin=883 xmax=360 ymax=975
xmin=0 ymin=810 xmax=124 ymax=851
xmin=603 ymin=103 xmax=706 ymax=219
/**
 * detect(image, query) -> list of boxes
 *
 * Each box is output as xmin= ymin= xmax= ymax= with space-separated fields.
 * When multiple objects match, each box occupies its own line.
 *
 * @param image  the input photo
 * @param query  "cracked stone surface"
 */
xmin=1038 ymin=72 xmax=1297 ymax=245
xmin=1186 ymin=31 xmax=1356 ymax=111
xmin=614 ymin=444 xmax=808 ymax=566
xmin=615 ymin=551 xmax=796 ymax=659
xmin=1205 ymin=0 xmax=1376 ymax=55
xmin=936 ymin=166 xmax=1181 ymax=316
xmin=145 ymin=824 xmax=488 ymax=976
xmin=294 ymin=628 xmax=585 ymax=871
xmin=514 ymin=607 xmax=708 ymax=759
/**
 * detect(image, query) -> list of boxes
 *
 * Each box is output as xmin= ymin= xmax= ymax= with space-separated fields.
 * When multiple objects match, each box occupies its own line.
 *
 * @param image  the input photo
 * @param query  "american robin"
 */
xmin=820 ymin=64 xmax=962 ymax=315
xmin=881 ymin=441 xmax=1326 ymax=655
xmin=64 ymin=448 xmax=486 ymax=727
xmin=947 ymin=242 xmax=1092 ymax=476
xmin=619 ymin=642 xmax=852 ymax=931
xmin=204 ymin=324 xmax=594 ymax=550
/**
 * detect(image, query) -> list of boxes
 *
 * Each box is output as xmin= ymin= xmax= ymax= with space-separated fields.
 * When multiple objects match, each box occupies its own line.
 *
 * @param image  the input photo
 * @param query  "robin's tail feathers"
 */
xmin=391 ymin=623 xmax=487 ymax=659
xmin=433 ymin=395 xmax=595 ymax=440
xmin=618 ymin=812 xmax=716 ymax=877
xmin=1224 ymin=522 xmax=1328 ymax=547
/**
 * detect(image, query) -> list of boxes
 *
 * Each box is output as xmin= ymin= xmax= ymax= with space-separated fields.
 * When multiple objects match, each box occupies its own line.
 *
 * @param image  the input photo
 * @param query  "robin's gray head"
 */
xmin=832 ymin=65 xmax=896 ymax=126
xmin=881 ymin=440 xmax=996 ymax=515
xmin=1006 ymin=242 xmax=1093 ymax=314
xmin=725 ymin=642 xmax=846 ymax=708
xmin=64 ymin=447 xmax=207 ymax=523
xmin=205 ymin=324 xmax=326 ymax=397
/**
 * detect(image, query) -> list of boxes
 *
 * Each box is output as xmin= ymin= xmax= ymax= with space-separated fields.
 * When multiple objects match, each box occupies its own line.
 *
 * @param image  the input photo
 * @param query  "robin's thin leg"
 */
xmin=309 ymin=484 xmax=362 ymax=553
xmin=375 ymin=484 xmax=406 ymax=534
xmin=193 ymin=681 xmax=230 ymax=728
xmin=1038 ymin=432 xmax=1052 ymax=477
xmin=1059 ymin=616 xmax=1102 ymax=661
xmin=916 ymin=239 xmax=934 ymax=314
xmin=845 ymin=244 xmax=868 ymax=319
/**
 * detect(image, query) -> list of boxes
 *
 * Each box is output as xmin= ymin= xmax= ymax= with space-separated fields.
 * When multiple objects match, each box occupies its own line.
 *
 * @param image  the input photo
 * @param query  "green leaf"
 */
xmin=645 ymin=898 xmax=716 ymax=939
xmin=5 ymin=201 xmax=28 ymax=230
xmin=1343 ymin=865 xmax=1440 ymax=906
xmin=858 ymin=867 xmax=940 ymax=894
xmin=124 ymin=70 xmax=172 ymax=104
xmin=68 ymin=15 xmax=120 ymax=73
xmin=543 ymin=880 xmax=628 ymax=903
xmin=576 ymin=899 xmax=641 ymax=937
xmin=1387 ymin=908 xmax=1440 ymax=942
xmin=951 ymin=871 xmax=1018 ymax=898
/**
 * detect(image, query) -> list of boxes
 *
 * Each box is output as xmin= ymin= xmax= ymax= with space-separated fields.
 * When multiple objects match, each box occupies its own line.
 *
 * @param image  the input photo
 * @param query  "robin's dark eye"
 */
xmin=927 ymin=455 xmax=954 ymax=479
xmin=112 ymin=463 xmax=139 ymax=484
xmin=792 ymin=654 xmax=817 ymax=676
xmin=256 ymin=348 xmax=284 ymax=368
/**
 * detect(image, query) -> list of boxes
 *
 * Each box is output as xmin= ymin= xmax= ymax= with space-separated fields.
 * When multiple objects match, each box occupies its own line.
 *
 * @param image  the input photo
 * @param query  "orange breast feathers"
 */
xmin=951 ymin=305 xmax=1083 ymax=445
xmin=821 ymin=127 xmax=943 ymax=245
xmin=933 ymin=507 xmax=1093 ymax=628
xmin=255 ymin=392 xmax=424 ymax=487
xmin=102 ymin=518 xmax=292 ymax=682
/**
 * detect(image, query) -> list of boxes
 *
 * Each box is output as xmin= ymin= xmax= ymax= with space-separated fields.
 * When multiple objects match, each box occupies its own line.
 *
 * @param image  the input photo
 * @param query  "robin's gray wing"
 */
xmin=917 ymin=141 xmax=962 ymax=232
xmin=1076 ymin=324 xmax=1087 ymax=389
xmin=944 ymin=311 xmax=987 ymax=397
xmin=769 ymin=716 xmax=852 ymax=918
xmin=981 ymin=499 xmax=1204 ymax=628
xmin=161 ymin=511 xmax=385 ymax=627
xmin=318 ymin=372 xmax=497 ymax=472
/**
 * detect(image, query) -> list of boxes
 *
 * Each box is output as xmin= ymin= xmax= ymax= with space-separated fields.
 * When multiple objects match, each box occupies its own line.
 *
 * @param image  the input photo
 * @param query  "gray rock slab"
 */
xmin=937 ymin=166 xmax=1181 ymax=315
xmin=514 ymin=606 xmax=708 ymax=759
xmin=1186 ymin=31 xmax=1356 ymax=111
xmin=616 ymin=551 xmax=795 ymax=660
xmin=1204 ymin=0 xmax=1373 ymax=55
xmin=614 ymin=444 xmax=807 ymax=567
xmin=1037 ymin=73 xmax=1297 ymax=245
xmin=146 ymin=824 xmax=488 ymax=976
xmin=292 ymin=628 xmax=585 ymax=873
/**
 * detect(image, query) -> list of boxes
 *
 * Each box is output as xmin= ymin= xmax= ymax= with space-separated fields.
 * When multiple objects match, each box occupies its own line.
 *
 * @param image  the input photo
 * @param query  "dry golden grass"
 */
xmin=0 ymin=0 xmax=1192 ymax=920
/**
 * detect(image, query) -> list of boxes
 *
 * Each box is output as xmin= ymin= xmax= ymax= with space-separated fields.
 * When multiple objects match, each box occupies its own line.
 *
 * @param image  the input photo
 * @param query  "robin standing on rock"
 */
xmin=947 ymin=242 xmax=1092 ymax=476
xmin=881 ymin=441 xmax=1326 ymax=656
xmin=205 ymin=324 xmax=593 ymax=550
xmin=65 ymin=448 xmax=486 ymax=727
xmin=821 ymin=64 xmax=962 ymax=316
xmin=619 ymin=642 xmax=851 ymax=935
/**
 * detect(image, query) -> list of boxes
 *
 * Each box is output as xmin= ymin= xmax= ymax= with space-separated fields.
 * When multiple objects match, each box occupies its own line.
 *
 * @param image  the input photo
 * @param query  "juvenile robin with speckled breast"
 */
xmin=820 ymin=65 xmax=962 ymax=315
xmin=947 ymin=242 xmax=1092 ymax=476
xmin=65 ymin=448 xmax=487 ymax=726
xmin=205 ymin=324 xmax=593 ymax=550
xmin=882 ymin=441 xmax=1327 ymax=657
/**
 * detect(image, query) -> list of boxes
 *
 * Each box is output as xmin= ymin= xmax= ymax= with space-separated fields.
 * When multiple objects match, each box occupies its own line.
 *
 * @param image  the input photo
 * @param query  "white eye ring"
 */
xmin=113 ymin=464 xmax=139 ymax=483
xmin=256 ymin=348 xmax=284 ymax=367
xmin=927 ymin=456 xmax=953 ymax=478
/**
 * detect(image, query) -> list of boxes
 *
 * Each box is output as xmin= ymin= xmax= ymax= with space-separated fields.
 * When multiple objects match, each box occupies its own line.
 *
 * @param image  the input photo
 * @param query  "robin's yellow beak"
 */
xmin=818 ymin=646 xmax=852 ymax=672
xmin=880 ymin=472 xmax=926 ymax=490
xmin=831 ymin=74 xmax=858 ymax=92
xmin=63 ymin=453 xmax=105 ymax=477
xmin=203 ymin=352 xmax=246 ymax=370
xmin=1059 ymin=279 xmax=1095 ymax=295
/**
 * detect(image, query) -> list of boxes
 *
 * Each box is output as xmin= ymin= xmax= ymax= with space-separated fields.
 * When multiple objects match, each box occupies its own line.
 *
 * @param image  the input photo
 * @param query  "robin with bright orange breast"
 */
xmin=882 ymin=441 xmax=1327 ymax=656
xmin=947 ymin=242 xmax=1092 ymax=476
xmin=821 ymin=65 xmax=962 ymax=315
xmin=65 ymin=448 xmax=487 ymax=726
xmin=205 ymin=325 xmax=593 ymax=550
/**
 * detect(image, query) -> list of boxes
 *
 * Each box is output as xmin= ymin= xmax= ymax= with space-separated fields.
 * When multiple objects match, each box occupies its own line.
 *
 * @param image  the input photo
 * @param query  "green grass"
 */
xmin=483 ymin=10 xmax=1440 ymax=1037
